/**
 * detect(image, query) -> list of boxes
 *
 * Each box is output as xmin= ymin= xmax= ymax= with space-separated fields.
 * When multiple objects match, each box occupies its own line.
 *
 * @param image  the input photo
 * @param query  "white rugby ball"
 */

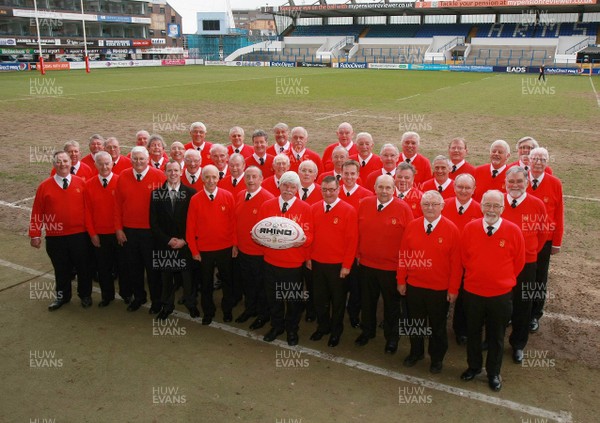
xmin=251 ymin=216 xmax=306 ymax=250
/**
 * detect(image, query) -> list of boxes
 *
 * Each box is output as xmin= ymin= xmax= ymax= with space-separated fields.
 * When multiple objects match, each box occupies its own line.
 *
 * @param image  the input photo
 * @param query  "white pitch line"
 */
xmin=564 ymin=194 xmax=600 ymax=203
xmin=12 ymin=196 xmax=35 ymax=205
xmin=589 ymin=77 xmax=600 ymax=108
xmin=0 ymin=200 xmax=33 ymax=211
xmin=314 ymin=109 xmax=361 ymax=121
xmin=0 ymin=257 xmax=571 ymax=423
xmin=0 ymin=258 xmax=581 ymax=423
xmin=396 ymin=93 xmax=420 ymax=102
xmin=544 ymin=311 xmax=600 ymax=327
xmin=545 ymin=128 xmax=598 ymax=135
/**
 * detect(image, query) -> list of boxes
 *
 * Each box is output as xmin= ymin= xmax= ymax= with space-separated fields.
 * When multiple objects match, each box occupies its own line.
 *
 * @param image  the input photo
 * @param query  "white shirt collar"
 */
xmin=279 ymin=196 xmax=296 ymax=210
xmin=424 ymin=215 xmax=442 ymax=232
xmin=205 ymin=187 xmax=218 ymax=198
xmin=133 ymin=166 xmax=150 ymax=179
xmin=98 ymin=173 xmax=113 ymax=185
xmin=343 ymin=184 xmax=358 ymax=196
xmin=377 ymin=198 xmax=394 ymax=211
xmin=483 ymin=217 xmax=503 ymax=235
xmin=324 ymin=197 xmax=341 ymax=211
xmin=451 ymin=159 xmax=465 ymax=171
xmin=245 ymin=186 xmax=262 ymax=200
xmin=507 ymin=192 xmax=527 ymax=207
xmin=54 ymin=174 xmax=71 ymax=188
xmin=186 ymin=168 xmax=201 ymax=181
xmin=455 ymin=197 xmax=472 ymax=210
xmin=490 ymin=164 xmax=507 ymax=176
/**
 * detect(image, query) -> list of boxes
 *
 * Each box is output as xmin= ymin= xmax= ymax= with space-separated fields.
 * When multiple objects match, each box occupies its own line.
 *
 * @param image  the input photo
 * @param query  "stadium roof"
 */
xmin=275 ymin=1 xmax=600 ymax=18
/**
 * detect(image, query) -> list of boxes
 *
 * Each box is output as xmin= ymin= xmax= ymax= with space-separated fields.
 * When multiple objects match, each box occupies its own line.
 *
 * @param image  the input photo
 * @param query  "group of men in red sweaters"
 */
xmin=29 ymin=121 xmax=563 ymax=392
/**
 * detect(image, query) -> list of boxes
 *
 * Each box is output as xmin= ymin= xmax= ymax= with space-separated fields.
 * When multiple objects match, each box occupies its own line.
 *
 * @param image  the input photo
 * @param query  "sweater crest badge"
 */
xmin=253 ymin=208 xmax=258 ymax=215
xmin=391 ymin=218 xmax=397 ymax=225
xmin=412 ymin=204 xmax=416 ymax=209
xmin=499 ymin=239 xmax=506 ymax=248
xmin=543 ymin=197 xmax=549 ymax=203
xmin=438 ymin=237 xmax=443 ymax=244
xmin=221 ymin=205 xmax=226 ymax=212
xmin=333 ymin=217 xmax=339 ymax=224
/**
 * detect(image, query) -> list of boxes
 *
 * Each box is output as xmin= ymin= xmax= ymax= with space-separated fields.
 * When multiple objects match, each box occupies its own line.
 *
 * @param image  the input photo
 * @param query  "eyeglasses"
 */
xmin=421 ymin=203 xmax=442 ymax=208
xmin=482 ymin=203 xmax=503 ymax=210
xmin=530 ymin=157 xmax=547 ymax=163
xmin=321 ymin=188 xmax=339 ymax=193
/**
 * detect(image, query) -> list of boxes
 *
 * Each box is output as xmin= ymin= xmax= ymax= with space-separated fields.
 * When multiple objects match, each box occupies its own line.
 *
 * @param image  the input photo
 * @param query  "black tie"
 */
xmin=426 ymin=223 xmax=432 ymax=235
xmin=386 ymin=172 xmax=392 ymax=176
xmin=235 ymin=149 xmax=240 ymax=154
xmin=191 ymin=175 xmax=196 ymax=184
xmin=196 ymin=146 xmax=201 ymax=151
xmin=296 ymin=154 xmax=301 ymax=160
xmin=487 ymin=225 xmax=494 ymax=236
xmin=219 ymin=171 xmax=224 ymax=180
xmin=532 ymin=179 xmax=538 ymax=190
xmin=136 ymin=173 xmax=142 ymax=181
xmin=325 ymin=204 xmax=331 ymax=213
xmin=102 ymin=178 xmax=108 ymax=188
xmin=458 ymin=205 xmax=464 ymax=215
xmin=511 ymin=199 xmax=517 ymax=208
xmin=362 ymin=160 xmax=366 ymax=167
xmin=62 ymin=178 xmax=68 ymax=189
xmin=452 ymin=165 xmax=457 ymax=173
xmin=346 ymin=191 xmax=351 ymax=197
xmin=405 ymin=158 xmax=411 ymax=164
xmin=282 ymin=202 xmax=288 ymax=213
xmin=154 ymin=162 xmax=160 ymax=168
xmin=70 ymin=166 xmax=76 ymax=174
xmin=377 ymin=204 xmax=384 ymax=212
xmin=209 ymin=193 xmax=214 ymax=201
xmin=524 ymin=165 xmax=529 ymax=172
xmin=280 ymin=147 xmax=284 ymax=153
xmin=259 ymin=157 xmax=264 ymax=165
xmin=232 ymin=178 xmax=237 ymax=187
xmin=399 ymin=192 xmax=404 ymax=199
xmin=492 ymin=169 xmax=498 ymax=178
xmin=302 ymin=188 xmax=308 ymax=201
xmin=438 ymin=185 xmax=443 ymax=193
xmin=336 ymin=174 xmax=341 ymax=182
xmin=245 ymin=193 xmax=251 ymax=201
xmin=170 ymin=189 xmax=176 ymax=210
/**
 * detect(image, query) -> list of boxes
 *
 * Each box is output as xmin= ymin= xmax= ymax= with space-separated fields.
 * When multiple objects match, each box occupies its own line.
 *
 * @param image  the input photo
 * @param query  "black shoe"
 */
xmin=456 ymin=335 xmax=468 ymax=346
xmin=354 ymin=333 xmax=374 ymax=346
xmin=249 ymin=317 xmax=269 ymax=330
xmin=512 ymin=349 xmax=524 ymax=364
xmin=460 ymin=368 xmax=482 ymax=381
xmin=384 ymin=341 xmax=398 ymax=354
xmin=80 ymin=297 xmax=93 ymax=308
xmin=156 ymin=309 xmax=172 ymax=320
xmin=48 ymin=300 xmax=69 ymax=311
xmin=213 ymin=279 xmax=222 ymax=290
xmin=482 ymin=340 xmax=489 ymax=351
xmin=235 ymin=311 xmax=256 ymax=323
xmin=287 ymin=332 xmax=299 ymax=346
xmin=403 ymin=354 xmax=424 ymax=367
xmin=202 ymin=316 xmax=213 ymax=325
xmin=309 ymin=330 xmax=329 ymax=341
xmin=350 ymin=318 xmax=360 ymax=329
xmin=430 ymin=362 xmax=443 ymax=374
xmin=127 ymin=300 xmax=143 ymax=312
xmin=305 ymin=312 xmax=316 ymax=322
xmin=98 ymin=299 xmax=112 ymax=308
xmin=529 ymin=318 xmax=539 ymax=333
xmin=187 ymin=306 xmax=200 ymax=319
xmin=223 ymin=312 xmax=233 ymax=323
xmin=263 ymin=328 xmax=284 ymax=342
xmin=148 ymin=303 xmax=161 ymax=314
xmin=488 ymin=375 xmax=502 ymax=392
xmin=328 ymin=335 xmax=340 ymax=347
xmin=121 ymin=296 xmax=131 ymax=305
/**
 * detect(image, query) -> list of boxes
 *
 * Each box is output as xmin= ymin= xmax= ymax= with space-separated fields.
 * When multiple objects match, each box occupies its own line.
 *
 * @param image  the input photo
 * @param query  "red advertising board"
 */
xmin=161 ymin=59 xmax=185 ymax=66
xmin=132 ymin=39 xmax=152 ymax=47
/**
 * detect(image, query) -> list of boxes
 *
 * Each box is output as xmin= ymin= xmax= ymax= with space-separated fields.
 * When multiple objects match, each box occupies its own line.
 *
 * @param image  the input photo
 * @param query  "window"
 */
xmin=202 ymin=20 xmax=220 ymax=31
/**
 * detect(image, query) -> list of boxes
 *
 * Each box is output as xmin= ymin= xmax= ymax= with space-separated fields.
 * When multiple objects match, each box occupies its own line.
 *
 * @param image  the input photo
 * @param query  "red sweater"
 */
xmin=442 ymin=197 xmax=482 ymax=233
xmin=322 ymin=142 xmax=358 ymax=172
xmin=298 ymin=185 xmax=323 ymax=205
xmin=399 ymin=188 xmax=423 ymax=219
xmin=350 ymin=153 xmax=382 ymax=182
xmin=461 ymin=218 xmax=526 ymax=297
xmin=114 ymin=167 xmax=166 ymax=230
xmin=402 ymin=154 xmax=432 ymax=189
xmin=227 ymin=144 xmax=254 ymax=159
xmin=473 ymin=164 xmax=507 ymax=202
xmin=29 ymin=176 xmax=87 ymax=237
xmin=258 ymin=197 xmax=313 ymax=268
xmin=218 ymin=175 xmax=247 ymax=197
xmin=365 ymin=169 xmax=395 ymax=193
xmin=184 ymin=141 xmax=213 ymax=166
xmin=449 ymin=161 xmax=476 ymax=179
xmin=396 ymin=216 xmax=462 ymax=295
xmin=245 ymin=154 xmax=274 ymax=178
xmin=84 ymin=174 xmax=119 ymax=236
xmin=527 ymin=173 xmax=564 ymax=247
xmin=261 ymin=175 xmax=281 ymax=197
xmin=51 ymin=161 xmax=94 ymax=181
xmin=421 ymin=178 xmax=455 ymax=200
xmin=339 ymin=185 xmax=373 ymax=211
xmin=112 ymin=156 xmax=132 ymax=175
xmin=358 ymin=197 xmax=413 ymax=271
xmin=181 ymin=171 xmax=204 ymax=190
xmin=186 ymin=189 xmax=236 ymax=254
xmin=502 ymin=195 xmax=548 ymax=263
xmin=81 ymin=153 xmax=97 ymax=174
xmin=287 ymin=148 xmax=324 ymax=175
xmin=310 ymin=200 xmax=358 ymax=269
xmin=235 ymin=188 xmax=274 ymax=256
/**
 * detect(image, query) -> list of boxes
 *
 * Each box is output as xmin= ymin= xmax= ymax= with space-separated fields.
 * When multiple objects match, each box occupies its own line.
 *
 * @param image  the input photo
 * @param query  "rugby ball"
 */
xmin=251 ymin=216 xmax=306 ymax=250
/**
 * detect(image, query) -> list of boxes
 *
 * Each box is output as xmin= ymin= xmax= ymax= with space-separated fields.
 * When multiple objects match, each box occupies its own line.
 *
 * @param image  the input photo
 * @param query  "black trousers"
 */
xmin=359 ymin=264 xmax=402 ymax=343
xmin=46 ymin=232 xmax=92 ymax=301
xmin=313 ymin=261 xmax=346 ymax=337
xmin=232 ymin=256 xmax=243 ymax=305
xmin=161 ymin=270 xmax=194 ymax=311
xmin=237 ymin=251 xmax=269 ymax=319
xmin=264 ymin=262 xmax=304 ymax=333
xmin=198 ymin=248 xmax=233 ymax=318
xmin=93 ymin=233 xmax=126 ymax=301
xmin=406 ymin=285 xmax=449 ymax=363
xmin=122 ymin=228 xmax=161 ymax=305
xmin=510 ymin=262 xmax=537 ymax=350
xmin=464 ymin=290 xmax=512 ymax=377
xmin=532 ymin=240 xmax=552 ymax=319
xmin=345 ymin=259 xmax=361 ymax=322
xmin=452 ymin=271 xmax=467 ymax=338
xmin=303 ymin=263 xmax=316 ymax=317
